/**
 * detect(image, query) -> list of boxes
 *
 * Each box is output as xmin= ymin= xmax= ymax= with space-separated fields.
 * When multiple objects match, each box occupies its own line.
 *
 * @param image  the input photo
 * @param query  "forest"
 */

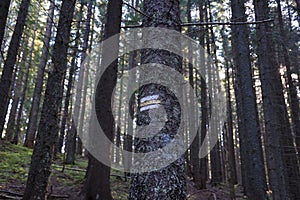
xmin=0 ymin=0 xmax=299 ymax=199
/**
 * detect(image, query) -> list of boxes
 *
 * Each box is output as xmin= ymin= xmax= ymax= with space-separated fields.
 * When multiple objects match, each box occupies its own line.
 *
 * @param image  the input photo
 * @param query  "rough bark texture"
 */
xmin=79 ymin=0 xmax=122 ymax=199
xmin=230 ymin=0 xmax=267 ymax=199
xmin=22 ymin=0 xmax=76 ymax=198
xmin=0 ymin=0 xmax=11 ymax=48
xmin=0 ymin=0 xmax=31 ymax=138
xmin=253 ymin=1 xmax=292 ymax=199
xmin=24 ymin=1 xmax=55 ymax=148
xmin=128 ymin=0 xmax=187 ymax=199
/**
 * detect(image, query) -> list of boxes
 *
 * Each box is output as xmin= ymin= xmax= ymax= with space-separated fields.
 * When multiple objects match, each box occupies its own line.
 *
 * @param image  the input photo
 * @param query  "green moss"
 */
xmin=0 ymin=141 xmax=33 ymax=184
xmin=0 ymin=142 xmax=130 ymax=199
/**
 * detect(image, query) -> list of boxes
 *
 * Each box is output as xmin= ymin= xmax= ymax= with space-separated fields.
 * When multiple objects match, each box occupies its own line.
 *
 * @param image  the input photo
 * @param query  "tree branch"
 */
xmin=123 ymin=2 xmax=152 ymax=19
xmin=121 ymin=19 xmax=274 ymax=29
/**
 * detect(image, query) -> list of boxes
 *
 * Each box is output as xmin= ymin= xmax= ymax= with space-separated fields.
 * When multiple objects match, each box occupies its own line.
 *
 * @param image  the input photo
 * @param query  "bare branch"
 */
xmin=123 ymin=2 xmax=152 ymax=19
xmin=121 ymin=19 xmax=274 ymax=29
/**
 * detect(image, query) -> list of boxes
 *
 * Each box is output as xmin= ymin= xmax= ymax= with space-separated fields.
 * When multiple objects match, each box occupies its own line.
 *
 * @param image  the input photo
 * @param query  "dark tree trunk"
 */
xmin=6 ymin=68 xmax=23 ymax=142
xmin=275 ymin=1 xmax=300 ymax=198
xmin=66 ymin=0 xmax=93 ymax=163
xmin=13 ymin=8 xmax=39 ymax=145
xmin=221 ymin=26 xmax=237 ymax=185
xmin=5 ymin=38 xmax=28 ymax=142
xmin=55 ymin=3 xmax=83 ymax=154
xmin=0 ymin=0 xmax=31 ymax=138
xmin=230 ymin=0 xmax=267 ymax=199
xmin=23 ymin=0 xmax=76 ymax=198
xmin=79 ymin=0 xmax=122 ymax=199
xmin=128 ymin=0 xmax=187 ymax=199
xmin=0 ymin=0 xmax=11 ymax=48
xmin=198 ymin=0 xmax=208 ymax=190
xmin=24 ymin=0 xmax=55 ymax=148
xmin=65 ymin=120 xmax=77 ymax=164
xmin=253 ymin=1 xmax=294 ymax=199
xmin=187 ymin=0 xmax=201 ymax=189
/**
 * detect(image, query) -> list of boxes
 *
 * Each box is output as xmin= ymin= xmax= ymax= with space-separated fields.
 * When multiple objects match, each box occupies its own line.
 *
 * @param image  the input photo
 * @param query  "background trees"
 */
xmin=0 ymin=0 xmax=299 ymax=199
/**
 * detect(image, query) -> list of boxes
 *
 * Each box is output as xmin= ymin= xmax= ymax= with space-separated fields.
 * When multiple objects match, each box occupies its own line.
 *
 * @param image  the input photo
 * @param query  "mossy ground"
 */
xmin=0 ymin=141 xmax=129 ymax=199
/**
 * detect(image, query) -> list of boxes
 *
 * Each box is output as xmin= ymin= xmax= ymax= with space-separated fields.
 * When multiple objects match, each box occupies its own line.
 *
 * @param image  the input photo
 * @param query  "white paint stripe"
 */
xmin=140 ymin=104 xmax=160 ymax=112
xmin=140 ymin=95 xmax=159 ymax=103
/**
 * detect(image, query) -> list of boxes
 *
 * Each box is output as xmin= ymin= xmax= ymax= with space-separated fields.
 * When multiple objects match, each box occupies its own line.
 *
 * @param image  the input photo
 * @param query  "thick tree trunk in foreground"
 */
xmin=128 ymin=0 xmax=187 ymax=199
xmin=0 ymin=0 xmax=31 ymax=138
xmin=230 ymin=0 xmax=267 ymax=199
xmin=24 ymin=1 xmax=55 ymax=148
xmin=23 ymin=0 xmax=76 ymax=198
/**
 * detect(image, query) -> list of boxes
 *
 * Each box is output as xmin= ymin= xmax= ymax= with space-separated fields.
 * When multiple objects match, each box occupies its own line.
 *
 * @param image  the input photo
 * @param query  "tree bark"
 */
xmin=230 ymin=0 xmax=267 ymax=199
xmin=128 ymin=0 xmax=187 ymax=199
xmin=24 ymin=0 xmax=55 ymax=148
xmin=0 ymin=0 xmax=31 ymax=138
xmin=253 ymin=1 xmax=293 ymax=199
xmin=275 ymin=0 xmax=300 ymax=198
xmin=0 ymin=0 xmax=11 ymax=48
xmin=23 ymin=0 xmax=76 ymax=198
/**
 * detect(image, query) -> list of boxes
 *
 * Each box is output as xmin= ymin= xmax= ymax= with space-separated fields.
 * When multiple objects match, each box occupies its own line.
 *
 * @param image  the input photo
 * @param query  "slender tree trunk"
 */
xmin=12 ymin=7 xmax=40 ymax=145
xmin=221 ymin=26 xmax=237 ymax=185
xmin=23 ymin=0 xmax=76 ymax=198
xmin=5 ymin=37 xmax=29 ymax=141
xmin=55 ymin=3 xmax=83 ymax=154
xmin=230 ymin=0 xmax=267 ymax=199
xmin=123 ymin=50 xmax=137 ymax=176
xmin=198 ymin=0 xmax=208 ymax=189
xmin=0 ymin=0 xmax=31 ymax=138
xmin=66 ymin=0 xmax=93 ymax=163
xmin=79 ymin=0 xmax=122 ymax=199
xmin=24 ymin=1 xmax=55 ymax=148
xmin=187 ymin=0 xmax=201 ymax=189
xmin=0 ymin=0 xmax=11 ymax=48
xmin=128 ymin=0 xmax=187 ymax=199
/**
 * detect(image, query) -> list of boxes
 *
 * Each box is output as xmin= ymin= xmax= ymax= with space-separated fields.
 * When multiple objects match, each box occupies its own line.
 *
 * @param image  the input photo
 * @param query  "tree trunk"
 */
xmin=24 ymin=0 xmax=55 ymax=148
xmin=198 ymin=0 xmax=208 ymax=190
xmin=79 ymin=0 xmax=122 ymax=199
xmin=221 ymin=26 xmax=237 ymax=185
xmin=253 ymin=1 xmax=294 ymax=199
xmin=275 ymin=1 xmax=300 ymax=198
xmin=186 ymin=0 xmax=201 ymax=189
xmin=128 ymin=0 xmax=187 ymax=199
xmin=23 ymin=0 xmax=76 ymax=198
xmin=0 ymin=0 xmax=31 ymax=138
xmin=0 ymin=0 xmax=11 ymax=48
xmin=5 ymin=37 xmax=29 ymax=141
xmin=55 ymin=3 xmax=83 ymax=154
xmin=230 ymin=0 xmax=267 ymax=199
xmin=12 ymin=7 xmax=39 ymax=145
xmin=66 ymin=0 xmax=93 ymax=163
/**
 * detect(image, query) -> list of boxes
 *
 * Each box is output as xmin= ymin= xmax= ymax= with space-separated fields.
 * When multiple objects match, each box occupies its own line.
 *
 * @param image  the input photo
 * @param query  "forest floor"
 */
xmin=0 ymin=141 xmax=247 ymax=200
